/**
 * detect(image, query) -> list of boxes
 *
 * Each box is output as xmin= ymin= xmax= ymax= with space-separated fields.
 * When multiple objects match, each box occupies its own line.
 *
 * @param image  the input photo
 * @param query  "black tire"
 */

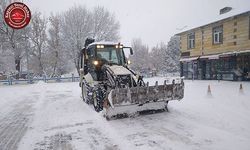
xmin=81 ymin=80 xmax=92 ymax=104
xmin=137 ymin=76 xmax=145 ymax=87
xmin=165 ymin=101 xmax=169 ymax=112
xmin=81 ymin=83 xmax=87 ymax=102
xmin=92 ymin=87 xmax=104 ymax=112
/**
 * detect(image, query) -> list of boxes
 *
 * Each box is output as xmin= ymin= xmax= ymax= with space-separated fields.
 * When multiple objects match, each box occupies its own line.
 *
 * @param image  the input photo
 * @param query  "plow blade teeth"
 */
xmin=110 ymin=81 xmax=184 ymax=106
xmin=104 ymin=81 xmax=184 ymax=120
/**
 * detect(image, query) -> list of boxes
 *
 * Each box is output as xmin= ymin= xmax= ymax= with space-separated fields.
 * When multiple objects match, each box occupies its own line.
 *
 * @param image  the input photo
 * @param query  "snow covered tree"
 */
xmin=149 ymin=36 xmax=181 ymax=74
xmin=164 ymin=36 xmax=181 ymax=73
xmin=61 ymin=6 xmax=93 ymax=75
xmin=29 ymin=12 xmax=47 ymax=76
xmin=0 ymin=0 xmax=31 ymax=78
xmin=46 ymin=14 xmax=60 ymax=76
xmin=150 ymin=43 xmax=166 ymax=73
xmin=0 ymin=42 xmax=15 ymax=74
xmin=61 ymin=5 xmax=120 ymax=74
xmin=0 ymin=4 xmax=121 ymax=77
xmin=91 ymin=6 xmax=120 ymax=41
xmin=129 ymin=38 xmax=150 ymax=72
xmin=46 ymin=13 xmax=72 ymax=77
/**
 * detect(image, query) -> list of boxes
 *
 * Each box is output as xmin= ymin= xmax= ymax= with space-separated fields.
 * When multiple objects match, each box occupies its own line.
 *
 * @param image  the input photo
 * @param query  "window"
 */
xmin=187 ymin=32 xmax=195 ymax=49
xmin=96 ymin=47 xmax=125 ymax=65
xmin=213 ymin=26 xmax=223 ymax=44
xmin=87 ymin=47 xmax=95 ymax=58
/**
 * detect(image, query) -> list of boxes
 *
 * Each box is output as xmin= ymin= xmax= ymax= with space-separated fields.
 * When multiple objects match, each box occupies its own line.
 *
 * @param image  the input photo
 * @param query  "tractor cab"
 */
xmin=80 ymin=39 xmax=133 ymax=81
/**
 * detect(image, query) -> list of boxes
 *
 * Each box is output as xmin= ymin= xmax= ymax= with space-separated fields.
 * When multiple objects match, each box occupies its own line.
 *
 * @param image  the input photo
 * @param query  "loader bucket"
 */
xmin=104 ymin=79 xmax=184 ymax=120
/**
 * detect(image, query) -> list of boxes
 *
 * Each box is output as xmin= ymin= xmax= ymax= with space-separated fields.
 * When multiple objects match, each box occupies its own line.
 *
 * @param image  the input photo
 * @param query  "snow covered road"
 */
xmin=0 ymin=78 xmax=250 ymax=150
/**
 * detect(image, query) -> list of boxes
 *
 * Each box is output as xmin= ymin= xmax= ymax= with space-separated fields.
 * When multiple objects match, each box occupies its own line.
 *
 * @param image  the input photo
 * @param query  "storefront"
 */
xmin=236 ymin=52 xmax=250 ymax=80
xmin=180 ymin=57 xmax=199 ymax=80
xmin=180 ymin=51 xmax=250 ymax=81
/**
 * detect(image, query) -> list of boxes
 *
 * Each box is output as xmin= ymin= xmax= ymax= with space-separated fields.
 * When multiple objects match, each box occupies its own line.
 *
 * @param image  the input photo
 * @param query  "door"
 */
xmin=200 ymin=60 xmax=206 ymax=80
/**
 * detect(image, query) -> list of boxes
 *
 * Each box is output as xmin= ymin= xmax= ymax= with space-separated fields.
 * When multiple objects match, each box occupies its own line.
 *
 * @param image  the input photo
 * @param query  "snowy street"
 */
xmin=0 ymin=77 xmax=250 ymax=150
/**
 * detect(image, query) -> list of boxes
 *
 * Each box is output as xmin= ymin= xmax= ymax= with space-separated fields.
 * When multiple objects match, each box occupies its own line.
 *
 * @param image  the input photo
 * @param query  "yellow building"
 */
xmin=176 ymin=9 xmax=250 ymax=81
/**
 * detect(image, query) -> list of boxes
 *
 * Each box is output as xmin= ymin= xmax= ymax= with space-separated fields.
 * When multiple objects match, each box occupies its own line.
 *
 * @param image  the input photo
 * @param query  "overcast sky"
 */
xmin=24 ymin=0 xmax=250 ymax=48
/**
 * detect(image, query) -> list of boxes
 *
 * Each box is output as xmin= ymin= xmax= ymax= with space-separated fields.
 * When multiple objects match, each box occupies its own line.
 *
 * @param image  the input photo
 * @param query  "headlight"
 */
xmin=93 ymin=60 xmax=99 ymax=65
xmin=115 ymin=45 xmax=123 ymax=48
xmin=127 ymin=60 xmax=131 ymax=65
xmin=96 ymin=45 xmax=104 ymax=48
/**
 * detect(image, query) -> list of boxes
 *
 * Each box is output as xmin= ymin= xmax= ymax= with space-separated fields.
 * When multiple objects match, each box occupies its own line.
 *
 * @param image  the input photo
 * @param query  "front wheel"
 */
xmin=93 ymin=87 xmax=105 ymax=112
xmin=81 ymin=80 xmax=91 ymax=104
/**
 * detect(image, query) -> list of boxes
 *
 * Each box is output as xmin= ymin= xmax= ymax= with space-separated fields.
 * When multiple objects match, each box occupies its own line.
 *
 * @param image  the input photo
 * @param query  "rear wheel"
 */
xmin=93 ymin=87 xmax=104 ymax=112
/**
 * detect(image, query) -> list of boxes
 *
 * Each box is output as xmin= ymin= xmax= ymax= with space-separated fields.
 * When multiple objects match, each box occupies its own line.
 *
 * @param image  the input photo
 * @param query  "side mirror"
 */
xmin=130 ymin=48 xmax=134 ymax=55
xmin=123 ymin=47 xmax=134 ymax=56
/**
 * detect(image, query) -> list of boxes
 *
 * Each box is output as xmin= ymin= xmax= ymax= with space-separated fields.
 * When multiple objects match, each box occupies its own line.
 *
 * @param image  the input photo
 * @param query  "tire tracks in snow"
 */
xmin=0 ymin=83 xmax=50 ymax=150
xmin=113 ymin=112 xmax=203 ymax=150
xmin=34 ymin=133 xmax=74 ymax=150
xmin=31 ymin=85 xmax=122 ymax=150
xmin=86 ymin=127 xmax=119 ymax=150
xmin=0 ymin=99 xmax=34 ymax=150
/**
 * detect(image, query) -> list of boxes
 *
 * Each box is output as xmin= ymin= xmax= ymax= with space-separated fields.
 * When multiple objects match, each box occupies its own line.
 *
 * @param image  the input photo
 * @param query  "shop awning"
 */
xmin=180 ymin=50 xmax=250 ymax=62
xmin=219 ymin=50 xmax=250 ymax=57
xmin=236 ymin=49 xmax=250 ymax=54
xmin=220 ymin=51 xmax=237 ymax=57
xmin=200 ymin=54 xmax=219 ymax=60
xmin=180 ymin=57 xmax=199 ymax=62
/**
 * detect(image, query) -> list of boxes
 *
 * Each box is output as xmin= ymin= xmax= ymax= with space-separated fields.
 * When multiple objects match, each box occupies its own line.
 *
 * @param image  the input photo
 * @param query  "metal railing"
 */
xmin=0 ymin=74 xmax=80 ymax=86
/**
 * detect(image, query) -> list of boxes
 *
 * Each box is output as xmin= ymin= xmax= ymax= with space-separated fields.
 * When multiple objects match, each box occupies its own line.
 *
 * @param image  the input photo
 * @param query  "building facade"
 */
xmin=177 ymin=10 xmax=250 ymax=81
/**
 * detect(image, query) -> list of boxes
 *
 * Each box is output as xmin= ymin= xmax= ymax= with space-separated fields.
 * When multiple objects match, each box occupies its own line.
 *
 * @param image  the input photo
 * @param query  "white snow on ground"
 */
xmin=0 ymin=78 xmax=250 ymax=150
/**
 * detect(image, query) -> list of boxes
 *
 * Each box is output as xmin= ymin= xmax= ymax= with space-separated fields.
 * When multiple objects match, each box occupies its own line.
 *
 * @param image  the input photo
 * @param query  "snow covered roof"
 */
xmin=176 ymin=8 xmax=250 ymax=35
xmin=87 ymin=41 xmax=121 ymax=48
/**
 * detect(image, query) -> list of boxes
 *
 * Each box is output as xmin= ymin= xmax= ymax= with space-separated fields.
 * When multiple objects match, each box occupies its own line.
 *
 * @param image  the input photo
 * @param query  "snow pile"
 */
xmin=36 ymin=80 xmax=46 ymax=85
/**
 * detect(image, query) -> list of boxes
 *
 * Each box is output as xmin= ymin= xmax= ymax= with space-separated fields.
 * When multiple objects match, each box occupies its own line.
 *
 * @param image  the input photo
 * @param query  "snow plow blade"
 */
xmin=104 ymin=79 xmax=184 ymax=120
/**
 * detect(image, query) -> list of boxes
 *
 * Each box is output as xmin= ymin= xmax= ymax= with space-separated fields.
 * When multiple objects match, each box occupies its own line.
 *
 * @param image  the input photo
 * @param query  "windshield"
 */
xmin=96 ymin=47 xmax=125 ymax=65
